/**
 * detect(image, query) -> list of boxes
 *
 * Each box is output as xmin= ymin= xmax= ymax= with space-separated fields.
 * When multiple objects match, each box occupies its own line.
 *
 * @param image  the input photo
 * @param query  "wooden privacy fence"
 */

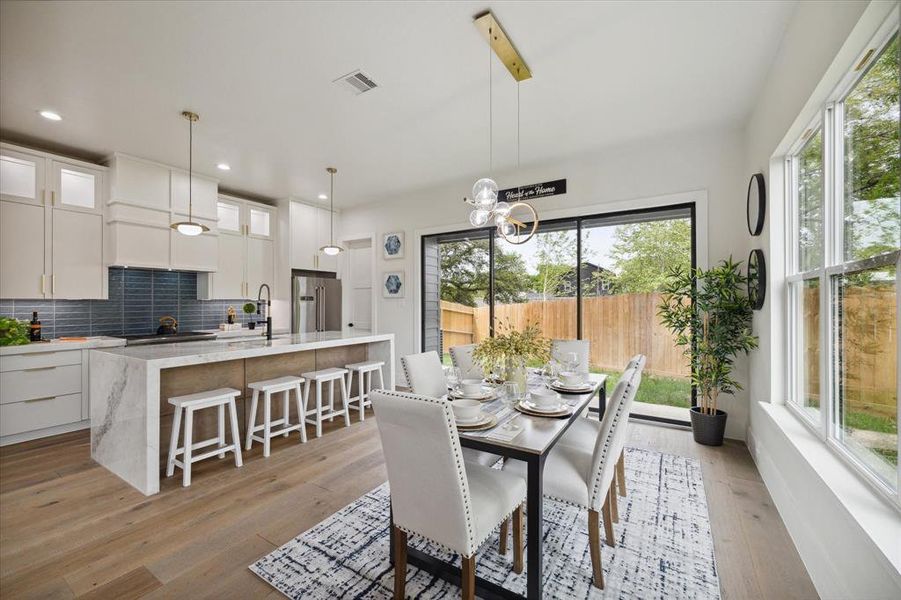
xmin=441 ymin=294 xmax=691 ymax=379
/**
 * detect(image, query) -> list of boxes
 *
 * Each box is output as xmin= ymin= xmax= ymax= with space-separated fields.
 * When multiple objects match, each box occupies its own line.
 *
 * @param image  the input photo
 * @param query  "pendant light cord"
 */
xmin=330 ymin=170 xmax=335 ymax=244
xmin=488 ymin=25 xmax=493 ymax=176
xmin=188 ymin=117 xmax=193 ymax=220
xmin=517 ymin=75 xmax=521 ymax=168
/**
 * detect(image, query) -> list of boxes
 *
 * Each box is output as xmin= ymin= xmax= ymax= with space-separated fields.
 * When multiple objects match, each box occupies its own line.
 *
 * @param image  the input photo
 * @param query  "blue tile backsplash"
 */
xmin=0 ymin=268 xmax=255 ymax=339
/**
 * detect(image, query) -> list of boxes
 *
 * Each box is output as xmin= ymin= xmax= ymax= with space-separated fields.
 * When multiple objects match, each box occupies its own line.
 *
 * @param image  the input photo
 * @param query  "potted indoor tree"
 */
xmin=658 ymin=258 xmax=758 ymax=446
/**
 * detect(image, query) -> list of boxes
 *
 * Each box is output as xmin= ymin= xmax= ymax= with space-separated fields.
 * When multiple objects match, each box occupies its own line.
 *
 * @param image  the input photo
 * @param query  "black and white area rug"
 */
xmin=250 ymin=447 xmax=720 ymax=599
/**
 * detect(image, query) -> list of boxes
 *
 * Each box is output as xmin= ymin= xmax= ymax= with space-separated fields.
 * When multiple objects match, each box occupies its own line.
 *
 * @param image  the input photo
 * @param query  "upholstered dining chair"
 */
xmin=502 ymin=359 xmax=644 ymax=589
xmin=371 ymin=389 xmax=526 ymax=600
xmin=551 ymin=339 xmax=591 ymax=372
xmin=449 ymin=344 xmax=483 ymax=380
xmin=400 ymin=351 xmax=500 ymax=467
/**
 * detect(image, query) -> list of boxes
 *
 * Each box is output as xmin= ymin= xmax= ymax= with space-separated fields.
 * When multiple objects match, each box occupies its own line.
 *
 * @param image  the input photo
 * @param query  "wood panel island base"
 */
xmin=89 ymin=332 xmax=394 ymax=495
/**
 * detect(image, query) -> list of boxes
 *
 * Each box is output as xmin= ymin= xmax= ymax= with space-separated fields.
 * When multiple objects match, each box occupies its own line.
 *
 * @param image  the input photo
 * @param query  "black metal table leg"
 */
xmin=526 ymin=454 xmax=546 ymax=600
xmin=597 ymin=381 xmax=606 ymax=421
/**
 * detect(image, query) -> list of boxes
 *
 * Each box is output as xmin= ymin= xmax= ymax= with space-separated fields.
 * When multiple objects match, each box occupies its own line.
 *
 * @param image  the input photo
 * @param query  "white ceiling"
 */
xmin=0 ymin=1 xmax=796 ymax=208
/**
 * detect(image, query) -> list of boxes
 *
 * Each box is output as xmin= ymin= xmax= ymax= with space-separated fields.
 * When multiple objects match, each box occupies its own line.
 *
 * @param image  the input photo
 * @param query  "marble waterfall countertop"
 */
xmin=90 ymin=329 xmax=394 ymax=495
xmin=90 ymin=330 xmax=393 ymax=368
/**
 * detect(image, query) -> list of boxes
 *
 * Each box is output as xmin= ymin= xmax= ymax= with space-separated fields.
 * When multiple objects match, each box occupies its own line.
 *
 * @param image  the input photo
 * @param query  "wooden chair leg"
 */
xmin=499 ymin=518 xmax=508 ymax=555
xmin=610 ymin=485 xmax=619 ymax=523
xmin=393 ymin=527 xmax=407 ymax=600
xmin=588 ymin=509 xmax=605 ymax=589
xmin=461 ymin=555 xmax=476 ymax=600
xmin=617 ymin=451 xmax=627 ymax=497
xmin=512 ymin=504 xmax=523 ymax=574
xmin=602 ymin=491 xmax=615 ymax=547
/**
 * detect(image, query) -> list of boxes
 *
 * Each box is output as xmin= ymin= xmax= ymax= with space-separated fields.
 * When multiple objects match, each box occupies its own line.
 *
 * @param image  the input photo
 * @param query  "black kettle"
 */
xmin=157 ymin=316 xmax=178 ymax=335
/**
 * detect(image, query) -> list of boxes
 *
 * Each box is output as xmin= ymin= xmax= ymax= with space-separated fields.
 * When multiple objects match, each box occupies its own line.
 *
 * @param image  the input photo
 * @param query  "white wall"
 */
xmin=340 ymin=124 xmax=751 ymax=438
xmin=744 ymin=1 xmax=901 ymax=597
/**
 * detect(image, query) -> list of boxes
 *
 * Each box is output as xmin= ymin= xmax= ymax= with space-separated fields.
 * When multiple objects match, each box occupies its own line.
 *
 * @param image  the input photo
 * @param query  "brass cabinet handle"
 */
xmin=51 ymin=274 xmax=56 ymax=294
xmin=24 ymin=366 xmax=56 ymax=372
xmin=24 ymin=396 xmax=56 ymax=403
xmin=51 ymin=190 xmax=56 ymax=206
xmin=41 ymin=274 xmax=46 ymax=295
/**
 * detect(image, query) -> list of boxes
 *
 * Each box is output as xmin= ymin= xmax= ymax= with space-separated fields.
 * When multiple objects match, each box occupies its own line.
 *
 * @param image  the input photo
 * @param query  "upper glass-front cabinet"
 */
xmin=52 ymin=161 xmax=102 ymax=213
xmin=248 ymin=206 xmax=272 ymax=239
xmin=217 ymin=200 xmax=242 ymax=234
xmin=0 ymin=149 xmax=45 ymax=205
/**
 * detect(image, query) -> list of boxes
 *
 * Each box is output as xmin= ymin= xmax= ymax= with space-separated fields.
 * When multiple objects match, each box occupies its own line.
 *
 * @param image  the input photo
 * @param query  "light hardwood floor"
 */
xmin=0 ymin=415 xmax=818 ymax=599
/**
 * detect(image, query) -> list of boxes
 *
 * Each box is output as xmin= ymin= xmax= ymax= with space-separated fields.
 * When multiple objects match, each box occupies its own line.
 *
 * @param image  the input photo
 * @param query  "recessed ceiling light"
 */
xmin=217 ymin=163 xmax=231 ymax=171
xmin=39 ymin=110 xmax=62 ymax=121
xmin=318 ymin=193 xmax=328 ymax=200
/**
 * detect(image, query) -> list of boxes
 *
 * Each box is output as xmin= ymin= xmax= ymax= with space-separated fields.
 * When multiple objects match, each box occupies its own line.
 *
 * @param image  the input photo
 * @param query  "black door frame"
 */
xmin=421 ymin=202 xmax=697 ymax=426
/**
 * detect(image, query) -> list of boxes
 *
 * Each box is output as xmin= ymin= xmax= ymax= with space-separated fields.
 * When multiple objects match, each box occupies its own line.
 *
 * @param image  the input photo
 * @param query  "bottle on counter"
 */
xmin=29 ymin=311 xmax=42 ymax=342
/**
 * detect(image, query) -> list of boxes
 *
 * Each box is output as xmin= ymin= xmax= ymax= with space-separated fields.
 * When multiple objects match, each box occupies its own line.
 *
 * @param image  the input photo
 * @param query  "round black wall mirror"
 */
xmin=746 ymin=173 xmax=766 ymax=236
xmin=748 ymin=249 xmax=766 ymax=310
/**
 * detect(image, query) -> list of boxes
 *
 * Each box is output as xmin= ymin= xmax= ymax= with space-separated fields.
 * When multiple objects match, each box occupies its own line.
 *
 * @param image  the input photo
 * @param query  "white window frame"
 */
xmin=784 ymin=16 xmax=901 ymax=509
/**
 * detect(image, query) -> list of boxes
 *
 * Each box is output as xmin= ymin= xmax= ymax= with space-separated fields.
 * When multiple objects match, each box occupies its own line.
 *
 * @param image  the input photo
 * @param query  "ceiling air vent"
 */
xmin=333 ymin=70 xmax=379 ymax=95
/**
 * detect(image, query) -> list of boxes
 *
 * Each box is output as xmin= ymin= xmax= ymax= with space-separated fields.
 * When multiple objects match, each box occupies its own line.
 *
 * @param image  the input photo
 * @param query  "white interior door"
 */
xmin=343 ymin=239 xmax=373 ymax=331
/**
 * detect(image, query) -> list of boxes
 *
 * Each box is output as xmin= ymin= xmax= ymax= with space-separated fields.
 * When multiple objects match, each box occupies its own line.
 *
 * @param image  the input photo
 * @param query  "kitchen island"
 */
xmin=90 ymin=331 xmax=394 ymax=495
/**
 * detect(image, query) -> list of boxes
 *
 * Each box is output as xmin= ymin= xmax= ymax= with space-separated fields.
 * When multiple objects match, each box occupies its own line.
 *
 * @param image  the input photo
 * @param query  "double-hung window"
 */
xmin=786 ymin=23 xmax=899 ymax=503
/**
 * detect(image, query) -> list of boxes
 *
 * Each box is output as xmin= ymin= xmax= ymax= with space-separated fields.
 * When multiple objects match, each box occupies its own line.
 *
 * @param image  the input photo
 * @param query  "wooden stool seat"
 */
xmin=344 ymin=361 xmax=385 ymax=421
xmin=245 ymin=375 xmax=307 ymax=457
xmin=166 ymin=387 xmax=243 ymax=487
xmin=301 ymin=368 xmax=350 ymax=438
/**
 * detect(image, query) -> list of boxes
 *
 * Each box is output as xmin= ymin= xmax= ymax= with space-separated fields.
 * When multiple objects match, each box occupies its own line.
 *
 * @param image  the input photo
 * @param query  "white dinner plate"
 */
xmin=521 ymin=399 xmax=567 ymax=413
xmin=450 ymin=387 xmax=495 ymax=401
xmin=551 ymin=379 xmax=594 ymax=392
xmin=455 ymin=412 xmax=494 ymax=427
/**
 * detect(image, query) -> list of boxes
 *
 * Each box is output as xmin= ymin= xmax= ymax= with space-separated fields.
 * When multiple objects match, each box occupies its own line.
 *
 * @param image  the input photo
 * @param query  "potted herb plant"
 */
xmin=472 ymin=319 xmax=551 ymax=391
xmin=0 ymin=317 xmax=30 ymax=346
xmin=243 ymin=302 xmax=257 ymax=329
xmin=658 ymin=258 xmax=758 ymax=446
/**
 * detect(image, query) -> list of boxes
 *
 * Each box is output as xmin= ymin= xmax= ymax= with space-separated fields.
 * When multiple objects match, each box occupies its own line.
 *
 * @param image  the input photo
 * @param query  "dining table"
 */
xmin=389 ymin=372 xmax=608 ymax=600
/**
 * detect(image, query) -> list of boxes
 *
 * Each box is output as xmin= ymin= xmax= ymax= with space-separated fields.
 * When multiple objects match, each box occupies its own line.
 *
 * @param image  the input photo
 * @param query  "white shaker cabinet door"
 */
xmin=214 ymin=232 xmax=246 ymax=298
xmin=0 ymin=149 xmax=44 ymax=206
xmin=246 ymin=237 xmax=274 ymax=298
xmin=51 ymin=210 xmax=104 ymax=299
xmin=0 ymin=200 xmax=46 ymax=298
xmin=290 ymin=201 xmax=318 ymax=270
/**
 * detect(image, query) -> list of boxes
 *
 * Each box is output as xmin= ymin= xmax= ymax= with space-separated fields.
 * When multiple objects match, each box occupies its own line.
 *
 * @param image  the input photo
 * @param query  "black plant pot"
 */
xmin=248 ymin=321 xmax=256 ymax=330
xmin=689 ymin=407 xmax=727 ymax=446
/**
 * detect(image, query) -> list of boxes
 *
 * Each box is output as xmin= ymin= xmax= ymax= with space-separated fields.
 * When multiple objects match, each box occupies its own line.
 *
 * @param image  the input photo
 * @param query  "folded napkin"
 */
xmin=485 ymin=423 xmax=523 ymax=442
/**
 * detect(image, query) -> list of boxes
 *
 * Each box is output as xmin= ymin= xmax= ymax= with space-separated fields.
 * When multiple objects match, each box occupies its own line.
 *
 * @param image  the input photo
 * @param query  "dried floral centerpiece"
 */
xmin=472 ymin=319 xmax=551 ymax=390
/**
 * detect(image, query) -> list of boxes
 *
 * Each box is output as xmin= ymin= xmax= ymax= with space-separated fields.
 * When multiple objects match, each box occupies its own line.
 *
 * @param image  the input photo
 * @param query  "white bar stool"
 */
xmin=344 ymin=360 xmax=385 ymax=421
xmin=245 ymin=375 xmax=307 ymax=457
xmin=166 ymin=387 xmax=243 ymax=487
xmin=301 ymin=367 xmax=350 ymax=438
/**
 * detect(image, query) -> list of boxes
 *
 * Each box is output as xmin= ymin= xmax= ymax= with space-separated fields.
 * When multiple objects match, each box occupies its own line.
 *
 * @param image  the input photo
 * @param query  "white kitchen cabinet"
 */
xmin=51 ymin=210 xmax=104 ymax=298
xmin=289 ymin=201 xmax=338 ymax=272
xmin=0 ymin=143 xmax=106 ymax=300
xmin=170 ymin=169 xmax=218 ymax=220
xmin=0 ymin=200 xmax=46 ymax=298
xmin=0 ymin=148 xmax=45 ymax=205
xmin=106 ymin=153 xmax=219 ymax=271
xmin=198 ymin=196 xmax=276 ymax=299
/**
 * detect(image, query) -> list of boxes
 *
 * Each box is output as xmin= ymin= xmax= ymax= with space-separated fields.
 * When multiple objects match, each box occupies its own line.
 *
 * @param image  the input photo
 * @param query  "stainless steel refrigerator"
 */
xmin=292 ymin=272 xmax=343 ymax=333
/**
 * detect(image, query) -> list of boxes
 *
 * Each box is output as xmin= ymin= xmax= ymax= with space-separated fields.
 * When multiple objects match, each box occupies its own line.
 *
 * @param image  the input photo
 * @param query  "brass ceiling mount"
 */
xmin=181 ymin=110 xmax=199 ymax=122
xmin=473 ymin=10 xmax=532 ymax=82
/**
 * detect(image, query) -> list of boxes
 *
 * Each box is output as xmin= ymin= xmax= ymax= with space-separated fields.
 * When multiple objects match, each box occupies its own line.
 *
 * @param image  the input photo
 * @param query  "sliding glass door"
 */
xmin=422 ymin=203 xmax=696 ymax=424
xmin=580 ymin=207 xmax=694 ymax=423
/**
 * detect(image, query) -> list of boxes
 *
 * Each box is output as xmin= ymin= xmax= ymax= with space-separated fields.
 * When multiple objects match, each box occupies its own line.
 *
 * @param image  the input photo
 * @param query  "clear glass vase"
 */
xmin=504 ymin=357 xmax=527 ymax=391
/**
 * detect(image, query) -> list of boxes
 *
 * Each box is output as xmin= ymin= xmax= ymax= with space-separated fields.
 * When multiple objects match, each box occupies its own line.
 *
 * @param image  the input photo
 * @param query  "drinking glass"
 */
xmin=446 ymin=366 xmax=461 ymax=392
xmin=564 ymin=352 xmax=579 ymax=372
xmin=502 ymin=382 xmax=521 ymax=406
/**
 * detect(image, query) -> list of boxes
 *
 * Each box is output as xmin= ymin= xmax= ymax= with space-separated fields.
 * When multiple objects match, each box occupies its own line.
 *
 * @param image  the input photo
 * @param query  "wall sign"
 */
xmin=498 ymin=178 xmax=566 ymax=202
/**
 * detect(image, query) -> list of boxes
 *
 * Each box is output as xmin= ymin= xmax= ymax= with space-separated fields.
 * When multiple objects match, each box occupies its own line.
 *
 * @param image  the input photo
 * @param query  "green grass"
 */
xmin=845 ymin=410 xmax=897 ymax=435
xmin=592 ymin=367 xmax=691 ymax=408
